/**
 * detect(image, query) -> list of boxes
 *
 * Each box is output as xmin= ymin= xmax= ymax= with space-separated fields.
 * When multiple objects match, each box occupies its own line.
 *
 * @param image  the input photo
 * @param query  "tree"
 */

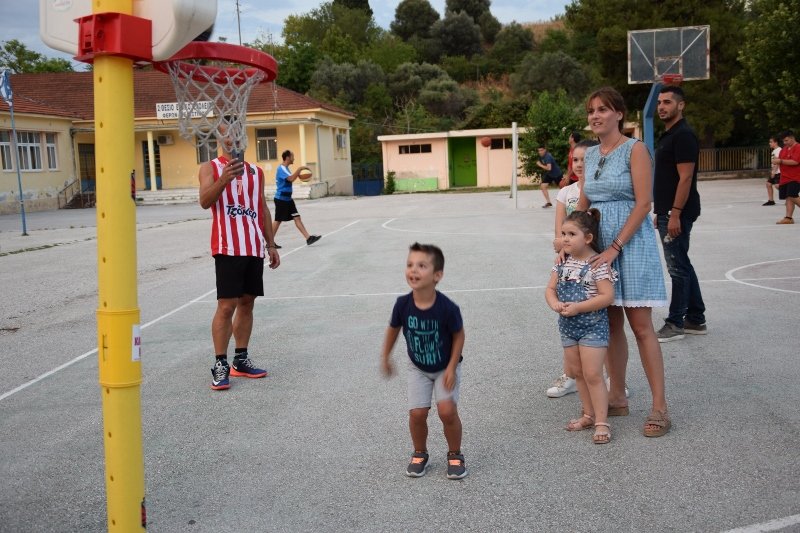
xmin=431 ymin=11 xmax=483 ymax=58
xmin=510 ymin=51 xmax=591 ymax=101
xmin=731 ymin=0 xmax=800 ymax=132
xmin=418 ymin=78 xmax=477 ymax=118
xmin=444 ymin=0 xmax=499 ymax=43
xmin=0 ymin=39 xmax=74 ymax=73
xmin=270 ymin=42 xmax=321 ymax=94
xmin=488 ymin=23 xmax=534 ymax=75
xmin=444 ymin=0 xmax=491 ymax=25
xmin=519 ymin=90 xmax=584 ymax=175
xmin=333 ymin=0 xmax=373 ymax=17
xmin=387 ymin=62 xmax=449 ymax=101
xmin=390 ymin=0 xmax=440 ymax=40
xmin=309 ymin=58 xmax=385 ymax=107
xmin=282 ymin=2 xmax=380 ymax=52
xmin=365 ymin=32 xmax=419 ymax=73
xmin=460 ymin=94 xmax=531 ymax=129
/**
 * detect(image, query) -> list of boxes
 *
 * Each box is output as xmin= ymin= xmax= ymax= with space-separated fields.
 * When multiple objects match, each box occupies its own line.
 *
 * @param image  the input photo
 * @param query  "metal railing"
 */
xmin=57 ymin=179 xmax=95 ymax=208
xmin=699 ymin=146 xmax=770 ymax=173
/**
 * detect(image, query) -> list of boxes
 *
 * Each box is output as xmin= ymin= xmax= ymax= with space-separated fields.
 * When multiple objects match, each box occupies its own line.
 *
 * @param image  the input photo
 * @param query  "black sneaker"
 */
xmin=406 ymin=451 xmax=430 ymax=477
xmin=230 ymin=354 xmax=267 ymax=378
xmin=273 ymin=243 xmax=282 ymax=249
xmin=211 ymin=359 xmax=230 ymax=390
xmin=762 ymin=200 xmax=775 ymax=206
xmin=542 ymin=202 xmax=552 ymax=208
xmin=306 ymin=235 xmax=321 ymax=245
xmin=446 ymin=452 xmax=467 ymax=479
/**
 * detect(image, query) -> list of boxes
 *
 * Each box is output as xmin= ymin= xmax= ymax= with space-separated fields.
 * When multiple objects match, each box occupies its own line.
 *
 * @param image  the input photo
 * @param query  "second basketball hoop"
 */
xmin=153 ymin=41 xmax=278 ymax=153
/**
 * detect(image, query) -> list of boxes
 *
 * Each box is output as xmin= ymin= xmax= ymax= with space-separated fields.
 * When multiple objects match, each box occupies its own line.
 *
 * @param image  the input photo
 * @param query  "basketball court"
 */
xmin=1 ymin=179 xmax=799 ymax=532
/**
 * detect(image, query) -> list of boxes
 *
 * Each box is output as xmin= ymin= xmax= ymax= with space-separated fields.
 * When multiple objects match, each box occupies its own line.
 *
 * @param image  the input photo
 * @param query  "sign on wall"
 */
xmin=155 ymin=101 xmax=213 ymax=120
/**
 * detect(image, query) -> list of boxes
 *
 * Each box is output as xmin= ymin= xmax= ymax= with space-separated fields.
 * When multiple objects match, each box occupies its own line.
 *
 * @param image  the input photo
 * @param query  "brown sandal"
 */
xmin=608 ymin=405 xmax=629 ymax=416
xmin=593 ymin=422 xmax=611 ymax=444
xmin=644 ymin=409 xmax=671 ymax=437
xmin=565 ymin=413 xmax=594 ymax=431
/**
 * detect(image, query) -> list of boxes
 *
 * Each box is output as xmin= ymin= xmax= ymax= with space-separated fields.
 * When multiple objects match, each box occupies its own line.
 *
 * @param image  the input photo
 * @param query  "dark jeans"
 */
xmin=656 ymin=214 xmax=706 ymax=328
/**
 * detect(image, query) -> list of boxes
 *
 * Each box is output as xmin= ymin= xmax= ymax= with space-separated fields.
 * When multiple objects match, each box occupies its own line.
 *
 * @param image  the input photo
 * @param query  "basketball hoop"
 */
xmin=661 ymin=73 xmax=684 ymax=86
xmin=154 ymin=41 xmax=278 ymax=152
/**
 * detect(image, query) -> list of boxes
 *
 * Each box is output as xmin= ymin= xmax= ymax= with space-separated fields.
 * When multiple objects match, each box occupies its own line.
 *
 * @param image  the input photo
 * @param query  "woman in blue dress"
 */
xmin=577 ymin=87 xmax=671 ymax=437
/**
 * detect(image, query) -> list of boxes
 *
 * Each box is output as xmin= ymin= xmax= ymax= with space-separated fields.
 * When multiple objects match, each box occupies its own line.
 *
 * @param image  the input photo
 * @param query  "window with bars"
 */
xmin=16 ymin=131 xmax=42 ymax=170
xmin=0 ymin=131 xmax=12 ymax=170
xmin=256 ymin=128 xmax=278 ymax=161
xmin=196 ymin=135 xmax=218 ymax=163
xmin=490 ymin=138 xmax=512 ymax=150
xmin=398 ymin=144 xmax=432 ymax=154
xmin=45 ymin=133 xmax=58 ymax=169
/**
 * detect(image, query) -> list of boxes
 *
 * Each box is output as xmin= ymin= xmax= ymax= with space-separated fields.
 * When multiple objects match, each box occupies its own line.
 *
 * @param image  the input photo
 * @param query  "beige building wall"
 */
xmin=0 ymin=114 xmax=75 ymax=214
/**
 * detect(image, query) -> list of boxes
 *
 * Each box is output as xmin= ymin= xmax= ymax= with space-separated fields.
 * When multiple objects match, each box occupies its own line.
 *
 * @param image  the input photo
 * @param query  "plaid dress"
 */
xmin=583 ymin=139 xmax=667 ymax=307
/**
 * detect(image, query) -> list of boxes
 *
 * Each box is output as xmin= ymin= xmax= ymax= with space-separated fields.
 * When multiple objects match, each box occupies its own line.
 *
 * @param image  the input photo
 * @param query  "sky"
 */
xmin=2 ymin=0 xmax=570 ymax=66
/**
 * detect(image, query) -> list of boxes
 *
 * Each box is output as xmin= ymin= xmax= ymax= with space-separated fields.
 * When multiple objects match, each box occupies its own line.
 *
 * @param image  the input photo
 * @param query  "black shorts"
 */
xmin=274 ymin=198 xmax=300 ymax=221
xmin=542 ymin=174 xmax=563 ymax=185
xmin=768 ymin=174 xmax=780 ymax=185
xmin=214 ymin=255 xmax=264 ymax=299
xmin=779 ymin=181 xmax=800 ymax=200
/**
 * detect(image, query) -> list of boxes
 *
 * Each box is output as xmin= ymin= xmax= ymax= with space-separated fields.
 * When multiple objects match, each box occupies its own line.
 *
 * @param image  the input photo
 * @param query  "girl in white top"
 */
xmin=546 ymin=140 xmax=600 ymax=399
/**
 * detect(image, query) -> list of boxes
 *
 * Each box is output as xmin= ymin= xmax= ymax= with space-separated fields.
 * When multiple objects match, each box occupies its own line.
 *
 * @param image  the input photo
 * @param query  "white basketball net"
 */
xmin=163 ymin=59 xmax=266 ymax=152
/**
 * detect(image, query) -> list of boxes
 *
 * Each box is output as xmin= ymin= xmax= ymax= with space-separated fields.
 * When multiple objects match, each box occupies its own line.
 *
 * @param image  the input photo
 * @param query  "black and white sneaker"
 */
xmin=446 ymin=452 xmax=467 ymax=479
xmin=406 ymin=451 xmax=430 ymax=477
xmin=211 ymin=359 xmax=230 ymax=390
xmin=306 ymin=235 xmax=321 ymax=245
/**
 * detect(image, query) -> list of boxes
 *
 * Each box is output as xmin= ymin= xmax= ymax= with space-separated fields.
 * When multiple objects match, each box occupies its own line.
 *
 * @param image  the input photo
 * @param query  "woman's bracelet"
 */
xmin=672 ymin=206 xmax=682 ymax=212
xmin=613 ymin=237 xmax=624 ymax=249
xmin=611 ymin=242 xmax=622 ymax=253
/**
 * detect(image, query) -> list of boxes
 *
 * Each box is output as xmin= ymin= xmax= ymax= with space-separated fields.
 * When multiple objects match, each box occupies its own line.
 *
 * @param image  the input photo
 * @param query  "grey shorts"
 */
xmin=406 ymin=361 xmax=462 ymax=410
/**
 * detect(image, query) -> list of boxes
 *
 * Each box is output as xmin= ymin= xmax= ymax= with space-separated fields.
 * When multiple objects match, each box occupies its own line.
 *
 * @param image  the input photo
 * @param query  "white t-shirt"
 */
xmin=771 ymin=147 xmax=782 ymax=175
xmin=556 ymin=182 xmax=581 ymax=215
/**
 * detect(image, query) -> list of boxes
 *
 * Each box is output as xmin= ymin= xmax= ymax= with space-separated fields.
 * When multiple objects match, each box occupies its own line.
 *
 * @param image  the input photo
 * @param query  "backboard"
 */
xmin=628 ymin=26 xmax=710 ymax=84
xmin=39 ymin=0 xmax=217 ymax=61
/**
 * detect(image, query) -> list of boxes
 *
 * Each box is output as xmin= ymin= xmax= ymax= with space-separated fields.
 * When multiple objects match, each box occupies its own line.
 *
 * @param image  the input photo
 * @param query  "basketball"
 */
xmin=480 ymin=136 xmax=492 ymax=147
xmin=299 ymin=171 xmax=313 ymax=182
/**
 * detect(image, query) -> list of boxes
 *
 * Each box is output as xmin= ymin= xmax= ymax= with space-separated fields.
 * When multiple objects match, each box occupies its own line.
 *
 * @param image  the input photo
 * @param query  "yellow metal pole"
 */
xmin=93 ymin=0 xmax=145 ymax=530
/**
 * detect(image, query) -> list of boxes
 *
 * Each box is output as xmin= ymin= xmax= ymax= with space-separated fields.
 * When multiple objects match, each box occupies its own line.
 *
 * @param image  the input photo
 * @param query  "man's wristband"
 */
xmin=671 ymin=206 xmax=682 ymax=212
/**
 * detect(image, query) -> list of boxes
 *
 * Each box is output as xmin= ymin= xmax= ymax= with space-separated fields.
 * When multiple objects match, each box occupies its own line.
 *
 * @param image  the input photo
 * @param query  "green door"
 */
xmin=449 ymin=137 xmax=477 ymax=187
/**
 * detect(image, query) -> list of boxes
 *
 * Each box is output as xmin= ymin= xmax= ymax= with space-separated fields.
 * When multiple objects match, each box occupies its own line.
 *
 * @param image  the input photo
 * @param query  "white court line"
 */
xmin=190 ymin=276 xmax=800 ymax=304
xmin=726 ymin=258 xmax=800 ymax=295
xmin=193 ymin=285 xmax=550 ymax=303
xmin=721 ymin=513 xmax=800 ymax=533
xmin=382 ymin=218 xmax=531 ymax=236
xmin=0 ymin=219 xmax=362 ymax=403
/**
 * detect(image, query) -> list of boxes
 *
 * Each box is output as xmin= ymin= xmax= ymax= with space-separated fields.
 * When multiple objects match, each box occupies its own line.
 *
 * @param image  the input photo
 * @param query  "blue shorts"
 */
xmin=559 ymin=311 xmax=609 ymax=348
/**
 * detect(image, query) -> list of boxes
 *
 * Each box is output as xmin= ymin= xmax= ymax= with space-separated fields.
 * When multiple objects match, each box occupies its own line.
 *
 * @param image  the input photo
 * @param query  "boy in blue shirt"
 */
xmin=272 ymin=150 xmax=321 ymax=247
xmin=381 ymin=243 xmax=467 ymax=479
xmin=536 ymin=144 xmax=563 ymax=208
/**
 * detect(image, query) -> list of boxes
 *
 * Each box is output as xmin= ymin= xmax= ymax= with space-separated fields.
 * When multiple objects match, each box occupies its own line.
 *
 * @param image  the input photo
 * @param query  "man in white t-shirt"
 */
xmin=763 ymin=136 xmax=782 ymax=206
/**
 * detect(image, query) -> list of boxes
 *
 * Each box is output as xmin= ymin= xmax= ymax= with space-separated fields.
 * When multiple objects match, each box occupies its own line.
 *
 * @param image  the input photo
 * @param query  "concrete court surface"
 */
xmin=0 ymin=178 xmax=798 ymax=532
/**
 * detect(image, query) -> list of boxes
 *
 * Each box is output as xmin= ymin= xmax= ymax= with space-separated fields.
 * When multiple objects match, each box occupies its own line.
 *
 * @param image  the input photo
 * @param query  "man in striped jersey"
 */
xmin=199 ymin=129 xmax=280 ymax=391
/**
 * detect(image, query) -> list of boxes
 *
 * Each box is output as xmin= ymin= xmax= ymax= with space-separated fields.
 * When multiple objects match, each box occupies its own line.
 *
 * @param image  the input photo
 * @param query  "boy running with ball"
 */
xmin=381 ymin=243 xmax=467 ymax=479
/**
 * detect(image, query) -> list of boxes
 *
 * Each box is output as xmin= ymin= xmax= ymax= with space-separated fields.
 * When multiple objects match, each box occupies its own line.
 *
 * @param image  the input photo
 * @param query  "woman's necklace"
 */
xmin=599 ymin=133 xmax=624 ymax=156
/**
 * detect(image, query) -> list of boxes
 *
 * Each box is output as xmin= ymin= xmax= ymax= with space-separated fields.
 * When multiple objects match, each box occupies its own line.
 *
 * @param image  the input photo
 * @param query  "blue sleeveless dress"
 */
xmin=583 ymin=139 xmax=667 ymax=308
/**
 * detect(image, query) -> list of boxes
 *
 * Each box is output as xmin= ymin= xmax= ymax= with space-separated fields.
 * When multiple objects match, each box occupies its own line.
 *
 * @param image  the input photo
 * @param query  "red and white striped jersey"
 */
xmin=208 ymin=156 xmax=266 ymax=258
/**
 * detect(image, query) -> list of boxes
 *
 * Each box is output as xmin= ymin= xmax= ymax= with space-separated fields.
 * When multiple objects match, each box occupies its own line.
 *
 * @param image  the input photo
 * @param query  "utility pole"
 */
xmin=236 ymin=0 xmax=242 ymax=45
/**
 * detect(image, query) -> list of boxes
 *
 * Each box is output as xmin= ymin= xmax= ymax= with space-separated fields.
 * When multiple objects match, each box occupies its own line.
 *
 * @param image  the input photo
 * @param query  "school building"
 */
xmin=0 ymin=71 xmax=355 ymax=214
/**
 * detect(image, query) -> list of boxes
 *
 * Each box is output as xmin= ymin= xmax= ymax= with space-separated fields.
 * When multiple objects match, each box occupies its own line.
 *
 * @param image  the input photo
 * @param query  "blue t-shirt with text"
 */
xmin=275 ymin=164 xmax=293 ymax=200
xmin=390 ymin=291 xmax=464 ymax=373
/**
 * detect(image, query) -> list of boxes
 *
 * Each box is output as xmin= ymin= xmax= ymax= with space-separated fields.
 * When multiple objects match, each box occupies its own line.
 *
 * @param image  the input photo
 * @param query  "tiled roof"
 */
xmin=1 ymin=70 xmax=354 ymax=121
